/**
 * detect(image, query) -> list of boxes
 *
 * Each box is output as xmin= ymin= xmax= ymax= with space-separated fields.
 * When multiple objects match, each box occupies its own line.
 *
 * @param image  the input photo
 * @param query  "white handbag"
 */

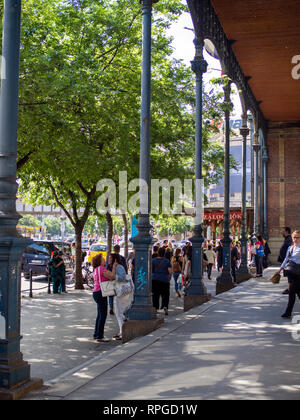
xmin=115 ymin=275 xmax=135 ymax=298
xmin=99 ymin=267 xmax=115 ymax=297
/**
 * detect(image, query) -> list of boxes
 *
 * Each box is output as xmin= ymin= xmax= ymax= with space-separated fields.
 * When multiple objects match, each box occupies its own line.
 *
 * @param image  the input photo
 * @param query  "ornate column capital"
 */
xmin=240 ymin=126 xmax=250 ymax=138
xmin=253 ymin=143 xmax=261 ymax=153
xmin=253 ymin=131 xmax=260 ymax=148
xmin=191 ymin=57 xmax=208 ymax=77
xmin=191 ymin=37 xmax=208 ymax=77
xmin=222 ymin=81 xmax=233 ymax=112
xmin=261 ymin=147 xmax=269 ymax=162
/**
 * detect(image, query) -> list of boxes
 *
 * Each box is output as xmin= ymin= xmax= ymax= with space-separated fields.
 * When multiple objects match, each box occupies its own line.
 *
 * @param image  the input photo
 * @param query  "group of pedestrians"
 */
xmin=151 ymin=241 xmax=210 ymax=314
xmin=90 ymin=227 xmax=300 ymax=342
xmin=215 ymin=240 xmax=241 ymax=283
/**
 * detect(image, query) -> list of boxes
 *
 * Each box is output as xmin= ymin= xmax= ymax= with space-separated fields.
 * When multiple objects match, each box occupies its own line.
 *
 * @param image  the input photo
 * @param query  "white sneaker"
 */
xmin=97 ymin=337 xmax=110 ymax=342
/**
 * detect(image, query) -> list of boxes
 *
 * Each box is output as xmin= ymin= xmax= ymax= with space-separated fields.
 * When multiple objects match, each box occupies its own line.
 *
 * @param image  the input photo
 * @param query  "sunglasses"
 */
xmin=293 ymin=237 xmax=300 ymax=239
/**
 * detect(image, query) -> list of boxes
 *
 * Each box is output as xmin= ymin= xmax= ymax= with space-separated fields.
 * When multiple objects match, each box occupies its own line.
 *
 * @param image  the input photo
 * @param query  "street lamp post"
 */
xmin=249 ymin=115 xmax=254 ymax=209
xmin=0 ymin=0 xmax=42 ymax=398
xmin=127 ymin=0 xmax=158 ymax=322
xmin=184 ymin=36 xmax=210 ymax=311
xmin=253 ymin=134 xmax=261 ymax=237
xmin=216 ymin=80 xmax=234 ymax=294
xmin=237 ymin=114 xmax=251 ymax=282
xmin=262 ymin=147 xmax=269 ymax=240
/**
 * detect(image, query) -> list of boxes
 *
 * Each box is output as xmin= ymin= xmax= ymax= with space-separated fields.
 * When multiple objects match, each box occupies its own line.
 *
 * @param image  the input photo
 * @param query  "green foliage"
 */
xmin=18 ymin=214 xmax=41 ymax=228
xmin=12 ymin=0 xmax=226 ymax=221
xmin=158 ymin=216 xmax=193 ymax=237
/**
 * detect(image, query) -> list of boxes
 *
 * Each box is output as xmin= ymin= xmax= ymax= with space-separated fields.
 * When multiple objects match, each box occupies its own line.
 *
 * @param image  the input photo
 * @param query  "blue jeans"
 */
xmin=173 ymin=272 xmax=182 ymax=293
xmin=109 ymin=295 xmax=114 ymax=310
xmin=93 ymin=291 xmax=108 ymax=339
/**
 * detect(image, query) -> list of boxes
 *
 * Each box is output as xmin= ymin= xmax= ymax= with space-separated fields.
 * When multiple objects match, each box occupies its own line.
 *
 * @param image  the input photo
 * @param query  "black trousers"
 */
xmin=285 ymin=273 xmax=300 ymax=316
xmin=152 ymin=280 xmax=170 ymax=310
xmin=207 ymin=263 xmax=213 ymax=279
xmin=255 ymin=255 xmax=264 ymax=275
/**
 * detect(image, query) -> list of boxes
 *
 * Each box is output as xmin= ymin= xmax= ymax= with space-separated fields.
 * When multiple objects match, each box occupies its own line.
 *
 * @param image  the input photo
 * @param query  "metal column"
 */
xmin=237 ymin=114 xmax=251 ymax=282
xmin=248 ymin=115 xmax=254 ymax=209
xmin=188 ymin=37 xmax=208 ymax=297
xmin=128 ymin=0 xmax=158 ymax=321
xmin=252 ymin=134 xmax=261 ymax=237
xmin=262 ymin=147 xmax=269 ymax=240
xmin=216 ymin=81 xmax=234 ymax=294
xmin=0 ymin=0 xmax=42 ymax=397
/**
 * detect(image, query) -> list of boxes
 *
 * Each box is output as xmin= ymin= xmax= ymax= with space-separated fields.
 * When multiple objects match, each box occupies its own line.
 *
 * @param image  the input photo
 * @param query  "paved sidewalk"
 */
xmin=20 ymin=267 xmax=300 ymax=400
xmin=21 ymin=272 xmax=216 ymax=382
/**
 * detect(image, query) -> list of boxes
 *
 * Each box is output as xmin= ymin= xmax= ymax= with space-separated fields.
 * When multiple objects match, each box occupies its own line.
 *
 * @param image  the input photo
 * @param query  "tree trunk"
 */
xmin=106 ymin=211 xmax=113 ymax=258
xmin=75 ymin=223 xmax=84 ymax=290
xmin=122 ymin=213 xmax=129 ymax=259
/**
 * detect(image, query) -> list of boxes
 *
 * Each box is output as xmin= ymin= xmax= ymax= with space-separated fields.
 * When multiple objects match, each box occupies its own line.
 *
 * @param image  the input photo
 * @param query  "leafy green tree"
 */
xmin=158 ymin=216 xmax=193 ymax=237
xmin=18 ymin=214 xmax=41 ymax=228
xmin=14 ymin=0 xmax=191 ymax=288
xmin=4 ymin=0 xmax=227 ymax=288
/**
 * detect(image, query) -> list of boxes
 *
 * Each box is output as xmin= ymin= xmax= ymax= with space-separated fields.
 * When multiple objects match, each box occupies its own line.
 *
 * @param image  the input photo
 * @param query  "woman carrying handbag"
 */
xmin=111 ymin=253 xmax=134 ymax=341
xmin=92 ymin=253 xmax=117 ymax=342
xmin=276 ymin=231 xmax=300 ymax=318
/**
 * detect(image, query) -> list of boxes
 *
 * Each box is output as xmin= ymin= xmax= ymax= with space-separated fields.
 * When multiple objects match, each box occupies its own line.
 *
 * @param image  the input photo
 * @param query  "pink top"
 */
xmin=93 ymin=266 xmax=109 ymax=293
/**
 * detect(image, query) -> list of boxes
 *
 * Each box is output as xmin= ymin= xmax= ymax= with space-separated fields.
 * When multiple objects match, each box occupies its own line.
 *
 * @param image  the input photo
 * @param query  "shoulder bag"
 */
xmin=99 ymin=267 xmax=115 ymax=297
xmin=284 ymin=247 xmax=300 ymax=277
xmin=115 ymin=274 xmax=134 ymax=298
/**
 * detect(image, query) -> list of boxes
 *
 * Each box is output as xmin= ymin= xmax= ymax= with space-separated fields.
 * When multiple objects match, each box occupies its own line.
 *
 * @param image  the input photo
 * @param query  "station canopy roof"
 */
xmin=211 ymin=0 xmax=300 ymax=122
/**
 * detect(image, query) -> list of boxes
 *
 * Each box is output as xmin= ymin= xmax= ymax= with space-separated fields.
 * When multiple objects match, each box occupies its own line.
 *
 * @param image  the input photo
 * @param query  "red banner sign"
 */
xmin=203 ymin=212 xmax=242 ymax=222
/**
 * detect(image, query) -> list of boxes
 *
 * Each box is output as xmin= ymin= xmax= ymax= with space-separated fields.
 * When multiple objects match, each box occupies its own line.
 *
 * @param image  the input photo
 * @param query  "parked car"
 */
xmin=21 ymin=243 xmax=51 ymax=280
xmin=24 ymin=240 xmax=72 ymax=273
xmin=87 ymin=242 xmax=107 ymax=263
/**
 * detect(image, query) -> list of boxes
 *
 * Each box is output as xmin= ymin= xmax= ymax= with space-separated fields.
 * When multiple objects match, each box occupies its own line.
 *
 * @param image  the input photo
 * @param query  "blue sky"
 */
xmin=168 ymin=10 xmax=242 ymax=118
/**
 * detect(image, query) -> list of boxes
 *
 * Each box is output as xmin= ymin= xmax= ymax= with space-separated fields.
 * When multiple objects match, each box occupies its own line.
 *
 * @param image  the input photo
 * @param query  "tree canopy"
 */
xmin=0 ymin=0 xmax=227 ymax=287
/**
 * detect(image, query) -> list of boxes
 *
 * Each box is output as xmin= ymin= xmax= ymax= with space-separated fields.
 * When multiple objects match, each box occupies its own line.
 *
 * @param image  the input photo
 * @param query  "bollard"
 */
xmin=47 ymin=274 xmax=51 ymax=294
xmin=29 ymin=269 xmax=33 ymax=298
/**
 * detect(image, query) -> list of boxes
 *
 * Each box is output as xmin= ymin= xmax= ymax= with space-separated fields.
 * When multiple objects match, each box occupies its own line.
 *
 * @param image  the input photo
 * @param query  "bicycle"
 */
xmin=82 ymin=262 xmax=94 ymax=289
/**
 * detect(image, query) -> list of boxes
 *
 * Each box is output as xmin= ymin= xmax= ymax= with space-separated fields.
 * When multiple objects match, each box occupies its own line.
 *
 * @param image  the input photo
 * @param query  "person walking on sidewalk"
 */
xmin=204 ymin=245 xmax=216 ymax=280
xmin=92 ymin=253 xmax=116 ymax=342
xmin=107 ymin=245 xmax=128 ymax=315
xmin=58 ymin=251 xmax=67 ymax=293
xmin=278 ymin=227 xmax=293 ymax=295
xmin=152 ymin=247 xmax=172 ymax=315
xmin=276 ymin=231 xmax=300 ymax=319
xmin=255 ymin=235 xmax=265 ymax=278
xmin=231 ymin=242 xmax=239 ymax=283
xmin=216 ymin=241 xmax=223 ymax=272
xmin=172 ymin=248 xmax=184 ymax=297
xmin=111 ymin=253 xmax=133 ymax=341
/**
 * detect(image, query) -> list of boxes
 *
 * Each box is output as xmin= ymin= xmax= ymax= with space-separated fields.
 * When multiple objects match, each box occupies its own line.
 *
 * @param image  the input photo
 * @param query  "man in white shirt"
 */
xmin=204 ymin=245 xmax=216 ymax=280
